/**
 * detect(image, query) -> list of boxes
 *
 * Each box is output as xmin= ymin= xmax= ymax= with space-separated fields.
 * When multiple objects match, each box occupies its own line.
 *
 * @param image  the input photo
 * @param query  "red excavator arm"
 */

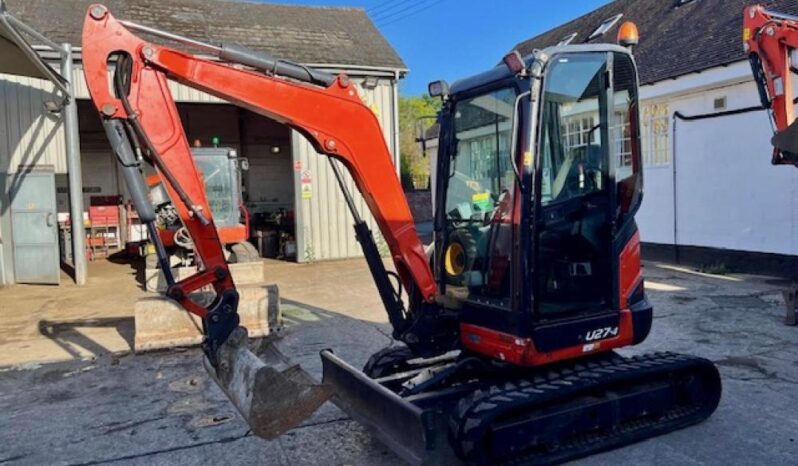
xmin=82 ymin=5 xmax=436 ymax=353
xmin=745 ymin=4 xmax=798 ymax=164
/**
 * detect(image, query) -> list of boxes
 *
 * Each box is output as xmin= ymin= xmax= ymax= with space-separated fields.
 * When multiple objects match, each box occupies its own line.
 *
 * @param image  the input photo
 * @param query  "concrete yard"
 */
xmin=1 ymin=258 xmax=797 ymax=465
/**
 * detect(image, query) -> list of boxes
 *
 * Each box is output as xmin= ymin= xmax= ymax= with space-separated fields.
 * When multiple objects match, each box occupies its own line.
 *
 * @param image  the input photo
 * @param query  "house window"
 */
xmin=588 ymin=14 xmax=623 ymax=40
xmin=561 ymin=114 xmax=597 ymax=153
xmin=468 ymin=132 xmax=509 ymax=181
xmin=613 ymin=109 xmax=633 ymax=170
xmin=641 ymin=103 xmax=671 ymax=167
xmin=559 ymin=108 xmax=636 ymax=172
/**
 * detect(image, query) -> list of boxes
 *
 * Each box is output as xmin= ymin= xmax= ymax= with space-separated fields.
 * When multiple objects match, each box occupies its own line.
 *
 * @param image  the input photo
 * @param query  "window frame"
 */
xmin=641 ymin=102 xmax=671 ymax=168
xmin=588 ymin=14 xmax=624 ymax=40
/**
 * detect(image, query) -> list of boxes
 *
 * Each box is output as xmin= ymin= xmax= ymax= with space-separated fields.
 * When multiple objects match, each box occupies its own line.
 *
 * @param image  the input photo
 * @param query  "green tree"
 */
xmin=398 ymin=94 xmax=440 ymax=190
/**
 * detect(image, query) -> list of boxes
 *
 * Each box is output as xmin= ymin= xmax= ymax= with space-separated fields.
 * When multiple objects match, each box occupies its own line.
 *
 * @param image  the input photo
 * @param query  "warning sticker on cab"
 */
xmin=523 ymin=151 xmax=533 ymax=167
xmin=472 ymin=192 xmax=492 ymax=211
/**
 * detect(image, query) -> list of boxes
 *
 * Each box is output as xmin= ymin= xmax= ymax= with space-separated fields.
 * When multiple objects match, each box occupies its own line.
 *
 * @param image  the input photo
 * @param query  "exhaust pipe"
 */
xmin=203 ymin=327 xmax=332 ymax=438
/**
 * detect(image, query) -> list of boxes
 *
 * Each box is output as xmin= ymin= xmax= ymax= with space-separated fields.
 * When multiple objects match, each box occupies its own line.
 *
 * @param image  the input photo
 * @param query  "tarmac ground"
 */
xmin=1 ymin=257 xmax=797 ymax=465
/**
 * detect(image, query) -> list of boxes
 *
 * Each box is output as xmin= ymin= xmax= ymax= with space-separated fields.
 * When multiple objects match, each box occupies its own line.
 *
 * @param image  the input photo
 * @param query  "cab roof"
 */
xmin=449 ymin=43 xmax=633 ymax=96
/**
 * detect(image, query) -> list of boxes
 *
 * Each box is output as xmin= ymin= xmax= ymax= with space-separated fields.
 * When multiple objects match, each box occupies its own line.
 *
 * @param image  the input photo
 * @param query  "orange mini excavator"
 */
xmin=82 ymin=5 xmax=721 ymax=465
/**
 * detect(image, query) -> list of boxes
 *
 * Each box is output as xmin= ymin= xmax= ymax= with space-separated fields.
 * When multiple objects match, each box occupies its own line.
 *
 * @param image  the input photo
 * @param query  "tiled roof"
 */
xmin=513 ymin=0 xmax=798 ymax=85
xmin=5 ymin=0 xmax=406 ymax=69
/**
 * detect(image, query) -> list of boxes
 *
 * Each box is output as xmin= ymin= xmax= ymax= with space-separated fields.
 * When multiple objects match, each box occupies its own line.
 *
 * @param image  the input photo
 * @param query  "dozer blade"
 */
xmin=321 ymin=350 xmax=442 ymax=466
xmin=204 ymin=327 xmax=332 ymax=439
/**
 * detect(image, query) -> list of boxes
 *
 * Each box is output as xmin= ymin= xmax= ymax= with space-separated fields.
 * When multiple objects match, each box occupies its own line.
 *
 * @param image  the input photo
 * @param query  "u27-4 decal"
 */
xmin=585 ymin=326 xmax=619 ymax=342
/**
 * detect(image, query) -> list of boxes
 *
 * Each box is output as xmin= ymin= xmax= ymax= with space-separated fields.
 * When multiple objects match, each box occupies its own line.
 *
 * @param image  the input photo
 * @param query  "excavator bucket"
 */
xmin=203 ymin=327 xmax=332 ymax=439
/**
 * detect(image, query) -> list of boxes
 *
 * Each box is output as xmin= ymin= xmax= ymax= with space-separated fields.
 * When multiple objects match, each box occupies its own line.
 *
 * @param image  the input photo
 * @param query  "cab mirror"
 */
xmin=428 ymin=80 xmax=449 ymax=99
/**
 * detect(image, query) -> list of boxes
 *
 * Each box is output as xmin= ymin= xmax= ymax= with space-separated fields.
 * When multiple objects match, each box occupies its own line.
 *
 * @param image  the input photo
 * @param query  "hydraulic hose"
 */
xmin=113 ymin=54 xmax=210 ymax=225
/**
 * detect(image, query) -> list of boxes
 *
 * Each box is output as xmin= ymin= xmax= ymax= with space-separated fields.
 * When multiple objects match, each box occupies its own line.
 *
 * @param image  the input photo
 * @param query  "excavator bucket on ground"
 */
xmin=204 ymin=327 xmax=332 ymax=439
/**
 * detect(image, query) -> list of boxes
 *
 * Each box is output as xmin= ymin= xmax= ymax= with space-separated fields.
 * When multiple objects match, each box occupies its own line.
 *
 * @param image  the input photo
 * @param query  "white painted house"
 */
xmin=514 ymin=0 xmax=798 ymax=275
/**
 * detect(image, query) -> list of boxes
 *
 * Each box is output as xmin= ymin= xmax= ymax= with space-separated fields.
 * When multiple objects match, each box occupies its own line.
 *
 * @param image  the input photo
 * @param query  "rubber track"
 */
xmin=449 ymin=352 xmax=721 ymax=466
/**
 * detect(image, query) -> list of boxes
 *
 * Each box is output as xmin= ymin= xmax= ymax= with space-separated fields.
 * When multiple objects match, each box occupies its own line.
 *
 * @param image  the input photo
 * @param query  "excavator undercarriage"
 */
xmin=324 ymin=348 xmax=721 ymax=465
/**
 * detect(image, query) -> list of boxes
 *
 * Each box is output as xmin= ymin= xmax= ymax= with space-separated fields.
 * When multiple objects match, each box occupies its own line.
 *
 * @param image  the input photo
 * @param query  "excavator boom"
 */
xmin=81 ymin=3 xmax=434 ymax=439
xmin=82 ymin=5 xmax=434 ymax=306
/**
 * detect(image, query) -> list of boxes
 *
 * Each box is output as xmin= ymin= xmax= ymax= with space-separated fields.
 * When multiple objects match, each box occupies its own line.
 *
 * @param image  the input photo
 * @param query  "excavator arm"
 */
xmin=81 ymin=4 xmax=440 ymax=438
xmin=744 ymin=4 xmax=798 ymax=164
xmin=82 ymin=4 xmax=436 ymax=340
xmin=744 ymin=5 xmax=798 ymax=325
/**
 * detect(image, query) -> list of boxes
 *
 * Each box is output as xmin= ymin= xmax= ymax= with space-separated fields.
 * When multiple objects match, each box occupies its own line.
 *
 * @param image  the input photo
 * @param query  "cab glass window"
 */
xmin=539 ymin=54 xmax=608 ymax=206
xmin=442 ymin=87 xmax=517 ymax=307
xmin=612 ymin=52 xmax=642 ymax=219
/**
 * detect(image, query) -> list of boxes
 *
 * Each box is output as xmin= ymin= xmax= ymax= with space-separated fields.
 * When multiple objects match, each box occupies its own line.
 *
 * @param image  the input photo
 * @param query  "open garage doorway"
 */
xmin=75 ymin=101 xmax=298 ymax=265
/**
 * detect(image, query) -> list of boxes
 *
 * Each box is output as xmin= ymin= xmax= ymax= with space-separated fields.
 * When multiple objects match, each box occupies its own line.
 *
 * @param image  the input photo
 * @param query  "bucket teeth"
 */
xmin=204 ymin=327 xmax=332 ymax=439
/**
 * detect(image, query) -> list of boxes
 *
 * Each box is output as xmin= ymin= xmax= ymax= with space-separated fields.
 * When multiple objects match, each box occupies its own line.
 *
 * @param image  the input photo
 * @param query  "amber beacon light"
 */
xmin=618 ymin=21 xmax=640 ymax=47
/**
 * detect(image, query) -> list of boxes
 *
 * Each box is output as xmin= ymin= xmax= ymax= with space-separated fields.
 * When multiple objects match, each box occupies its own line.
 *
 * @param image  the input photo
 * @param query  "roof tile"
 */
xmin=513 ymin=0 xmax=798 ymax=85
xmin=5 ymin=0 xmax=405 ymax=69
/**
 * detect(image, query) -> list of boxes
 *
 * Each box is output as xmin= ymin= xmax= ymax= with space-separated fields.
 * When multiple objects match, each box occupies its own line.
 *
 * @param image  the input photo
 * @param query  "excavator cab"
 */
xmin=431 ymin=46 xmax=649 ymax=364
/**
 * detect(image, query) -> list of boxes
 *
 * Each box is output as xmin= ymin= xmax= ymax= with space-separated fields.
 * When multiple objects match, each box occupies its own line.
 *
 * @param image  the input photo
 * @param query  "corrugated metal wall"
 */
xmin=0 ymin=65 xmax=223 ymax=175
xmin=0 ymin=73 xmax=68 ymax=174
xmin=69 ymin=66 xmax=224 ymax=103
xmin=292 ymin=77 xmax=398 ymax=262
xmin=0 ymin=65 xmax=400 ymax=264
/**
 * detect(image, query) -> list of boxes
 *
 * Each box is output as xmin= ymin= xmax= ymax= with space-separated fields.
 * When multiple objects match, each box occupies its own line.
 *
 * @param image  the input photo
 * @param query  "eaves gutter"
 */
xmin=640 ymin=59 xmax=750 ymax=88
xmin=32 ymin=45 xmax=409 ymax=78
xmin=289 ymin=62 xmax=408 ymax=78
xmin=0 ymin=10 xmax=69 ymax=96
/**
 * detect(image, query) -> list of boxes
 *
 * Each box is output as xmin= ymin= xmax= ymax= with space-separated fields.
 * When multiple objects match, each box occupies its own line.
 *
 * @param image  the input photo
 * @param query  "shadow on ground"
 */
xmin=0 ymin=300 xmax=403 ymax=466
xmin=37 ymin=317 xmax=135 ymax=359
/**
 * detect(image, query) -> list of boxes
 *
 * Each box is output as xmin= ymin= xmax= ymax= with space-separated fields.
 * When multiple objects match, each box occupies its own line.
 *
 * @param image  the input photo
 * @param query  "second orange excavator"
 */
xmin=744 ymin=4 xmax=798 ymax=325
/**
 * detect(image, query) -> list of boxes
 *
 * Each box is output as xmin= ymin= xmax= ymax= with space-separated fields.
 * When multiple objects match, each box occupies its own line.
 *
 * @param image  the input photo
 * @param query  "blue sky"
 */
xmin=252 ymin=0 xmax=611 ymax=95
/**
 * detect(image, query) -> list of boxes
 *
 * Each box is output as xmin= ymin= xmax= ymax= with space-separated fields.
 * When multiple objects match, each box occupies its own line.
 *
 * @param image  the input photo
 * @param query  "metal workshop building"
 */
xmin=0 ymin=0 xmax=406 ymax=285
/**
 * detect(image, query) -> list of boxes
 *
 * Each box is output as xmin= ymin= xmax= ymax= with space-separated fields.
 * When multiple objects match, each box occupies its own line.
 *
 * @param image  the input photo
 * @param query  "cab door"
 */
xmin=609 ymin=52 xmax=644 ymax=309
xmin=440 ymin=86 xmax=520 ymax=311
xmin=535 ymin=52 xmax=612 ymax=315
